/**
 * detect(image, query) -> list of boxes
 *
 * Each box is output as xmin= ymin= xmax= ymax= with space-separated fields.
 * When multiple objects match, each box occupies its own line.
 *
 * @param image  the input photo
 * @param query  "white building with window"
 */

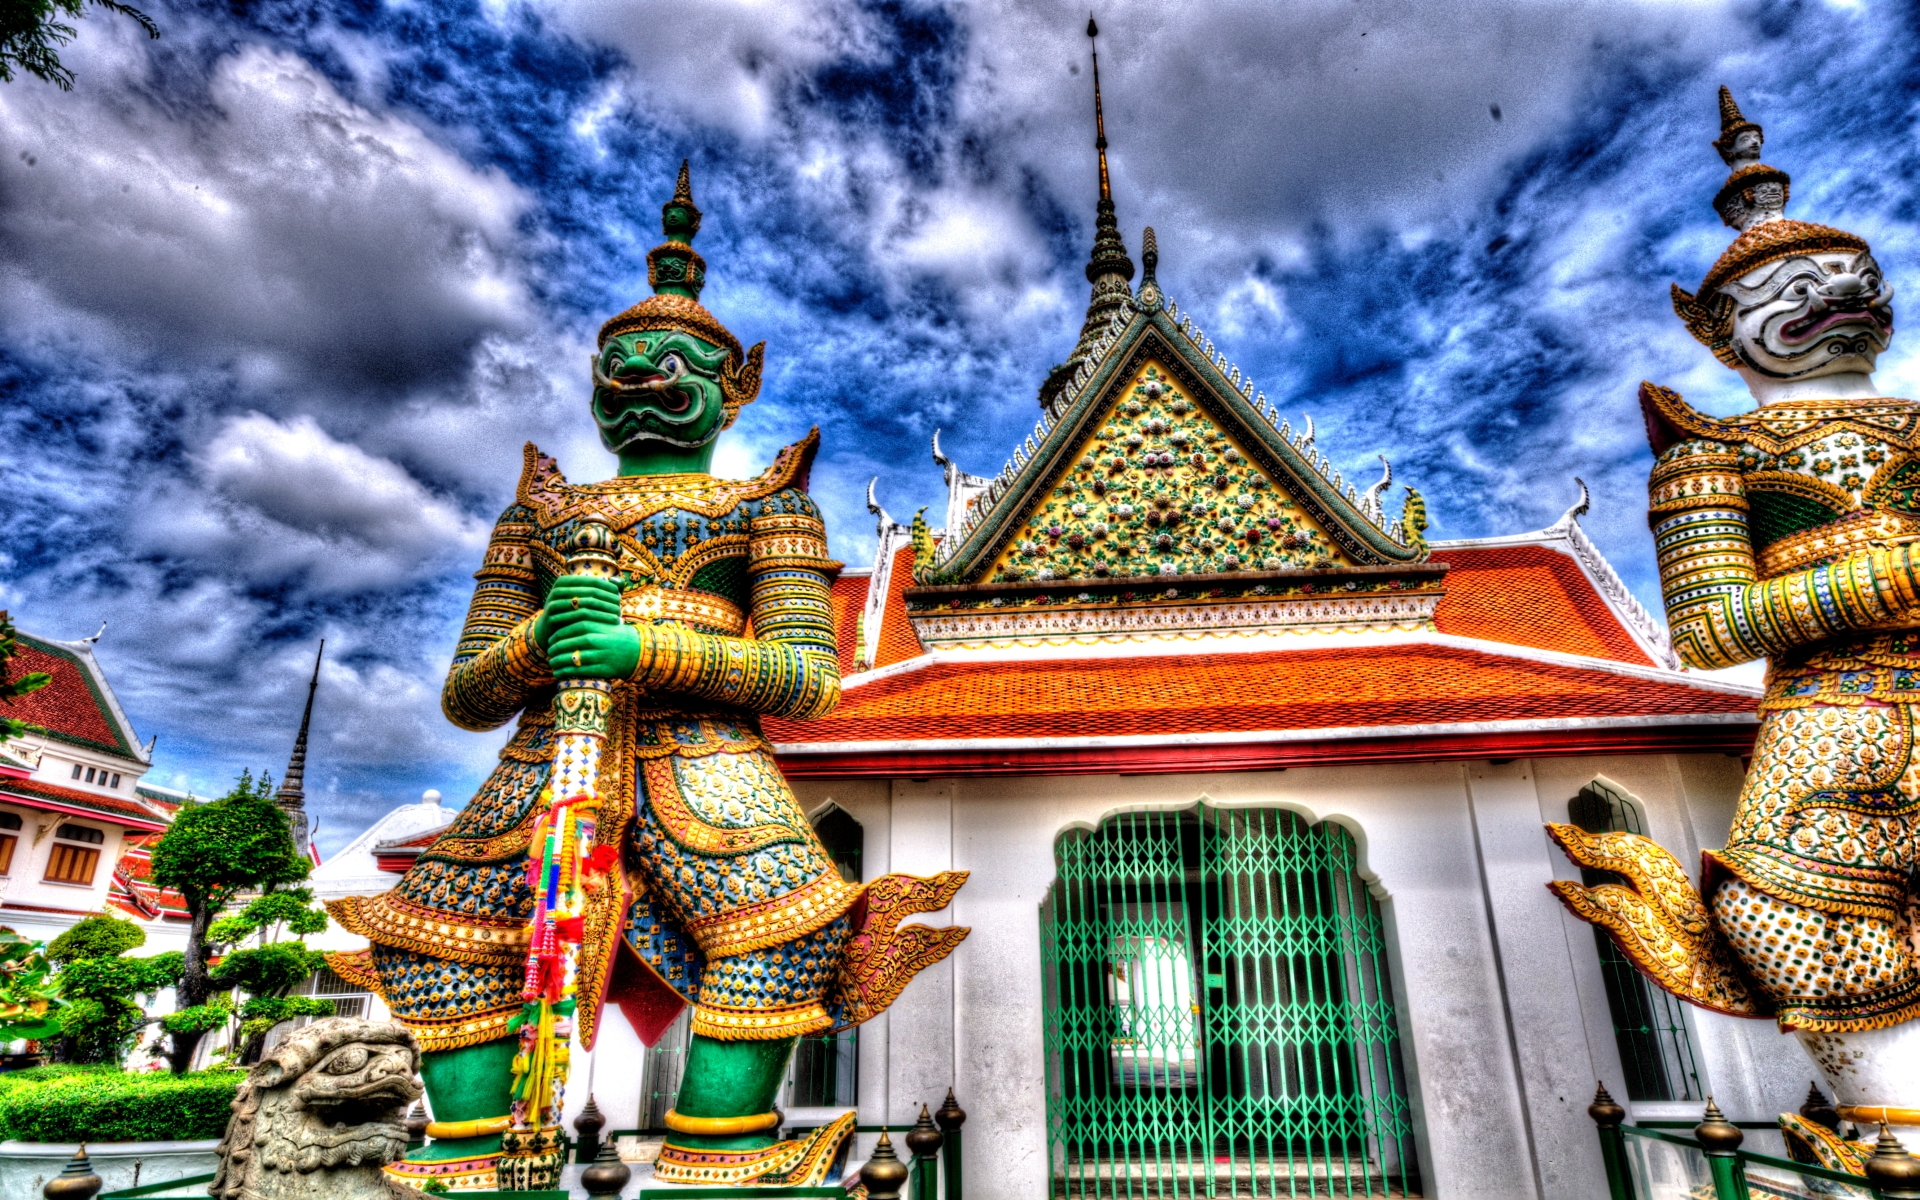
xmin=0 ymin=629 xmax=186 ymax=949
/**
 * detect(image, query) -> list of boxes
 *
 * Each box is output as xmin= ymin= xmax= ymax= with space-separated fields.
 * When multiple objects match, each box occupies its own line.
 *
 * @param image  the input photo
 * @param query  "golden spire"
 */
xmin=1089 ymin=16 xmax=1111 ymax=204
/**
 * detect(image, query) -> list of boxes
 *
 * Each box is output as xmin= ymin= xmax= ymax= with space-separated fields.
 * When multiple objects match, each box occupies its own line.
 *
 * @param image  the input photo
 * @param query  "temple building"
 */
xmin=306 ymin=47 xmax=1827 ymax=1200
xmin=692 ymin=47 xmax=1811 ymax=1200
xmin=755 ymin=238 xmax=1798 ymax=1199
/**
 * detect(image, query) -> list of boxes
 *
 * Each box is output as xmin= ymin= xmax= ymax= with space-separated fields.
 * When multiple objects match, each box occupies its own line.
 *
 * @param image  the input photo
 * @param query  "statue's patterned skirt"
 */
xmin=624 ymin=715 xmax=860 ymax=1039
xmin=1718 ymin=639 xmax=1920 ymax=1029
xmin=356 ymin=710 xmax=860 ymax=1050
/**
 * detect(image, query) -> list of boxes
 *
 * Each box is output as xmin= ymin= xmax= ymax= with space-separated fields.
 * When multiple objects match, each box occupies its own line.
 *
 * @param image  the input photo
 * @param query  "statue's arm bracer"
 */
xmin=442 ymin=504 xmax=553 ymax=731
xmin=629 ymin=498 xmax=842 ymax=720
xmin=1653 ymin=439 xmax=1920 ymax=669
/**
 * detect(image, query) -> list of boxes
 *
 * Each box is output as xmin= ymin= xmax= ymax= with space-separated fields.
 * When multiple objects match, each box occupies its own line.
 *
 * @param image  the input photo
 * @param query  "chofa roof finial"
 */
xmin=1136 ymin=225 xmax=1162 ymax=309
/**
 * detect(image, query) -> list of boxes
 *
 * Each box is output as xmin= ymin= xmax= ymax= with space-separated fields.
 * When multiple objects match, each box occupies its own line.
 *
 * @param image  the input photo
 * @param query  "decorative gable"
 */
xmin=981 ymin=360 xmax=1363 ymax=583
xmin=925 ymin=301 xmax=1424 ymax=587
xmin=897 ymin=292 xmax=1445 ymax=651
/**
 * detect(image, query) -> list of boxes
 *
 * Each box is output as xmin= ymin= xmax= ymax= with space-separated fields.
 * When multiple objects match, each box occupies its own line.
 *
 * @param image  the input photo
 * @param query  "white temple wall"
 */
xmin=1462 ymin=761 xmax=1611 ymax=1200
xmin=790 ymin=747 xmax=1798 ymax=1200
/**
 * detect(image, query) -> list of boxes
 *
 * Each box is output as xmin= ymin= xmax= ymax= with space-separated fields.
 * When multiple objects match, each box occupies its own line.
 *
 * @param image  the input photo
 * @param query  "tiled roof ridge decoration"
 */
xmin=860 ymin=482 xmax=921 ymax=672
xmin=1539 ymin=479 xmax=1680 ymax=670
xmin=1434 ymin=479 xmax=1680 ymax=671
xmin=932 ymin=287 xmax=1415 ymax=576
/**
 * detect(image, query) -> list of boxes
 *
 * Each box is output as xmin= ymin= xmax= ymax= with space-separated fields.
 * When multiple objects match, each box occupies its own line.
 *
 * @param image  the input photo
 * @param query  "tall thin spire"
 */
xmin=276 ymin=640 xmax=322 ymax=856
xmin=1047 ymin=14 xmax=1133 ymax=405
xmin=1090 ymin=16 xmax=1112 ymax=205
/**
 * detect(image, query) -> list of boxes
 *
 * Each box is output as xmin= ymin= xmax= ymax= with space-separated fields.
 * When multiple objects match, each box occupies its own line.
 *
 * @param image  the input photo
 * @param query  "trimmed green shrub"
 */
xmin=0 ymin=1067 xmax=241 ymax=1142
xmin=0 ymin=1063 xmax=117 ymax=1094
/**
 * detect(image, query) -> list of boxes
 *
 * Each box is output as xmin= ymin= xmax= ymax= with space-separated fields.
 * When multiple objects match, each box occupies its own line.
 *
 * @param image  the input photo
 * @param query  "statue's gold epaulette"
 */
xmin=1640 ymin=381 xmax=1920 ymax=457
xmin=517 ymin=441 xmax=569 ymax=510
xmin=515 ymin=428 xmax=822 ymax=530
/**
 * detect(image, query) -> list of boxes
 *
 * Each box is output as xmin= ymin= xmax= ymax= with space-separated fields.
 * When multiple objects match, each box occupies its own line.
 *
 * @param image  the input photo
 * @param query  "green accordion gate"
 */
xmin=1041 ymin=806 xmax=1419 ymax=1198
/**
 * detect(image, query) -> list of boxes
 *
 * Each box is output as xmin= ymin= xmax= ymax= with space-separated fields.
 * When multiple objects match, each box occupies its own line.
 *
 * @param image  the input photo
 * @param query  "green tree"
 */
xmin=0 ymin=612 xmax=51 ymax=741
xmin=150 ymin=770 xmax=310 ymax=1073
xmin=0 ymin=0 xmax=156 ymax=90
xmin=205 ymin=889 xmax=333 ymax=1063
xmin=0 ymin=929 xmax=64 ymax=1042
xmin=46 ymin=913 xmax=180 ymax=1064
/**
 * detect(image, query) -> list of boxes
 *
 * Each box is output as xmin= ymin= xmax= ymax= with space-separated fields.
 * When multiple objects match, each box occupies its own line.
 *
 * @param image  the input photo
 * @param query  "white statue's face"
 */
xmin=1730 ymin=129 xmax=1762 ymax=161
xmin=1724 ymin=249 xmax=1894 ymax=383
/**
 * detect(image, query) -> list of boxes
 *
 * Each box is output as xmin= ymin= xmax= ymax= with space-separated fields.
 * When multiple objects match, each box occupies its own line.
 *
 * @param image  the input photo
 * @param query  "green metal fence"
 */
xmin=1591 ymin=1103 xmax=1900 ymax=1200
xmin=1041 ymin=806 xmax=1419 ymax=1199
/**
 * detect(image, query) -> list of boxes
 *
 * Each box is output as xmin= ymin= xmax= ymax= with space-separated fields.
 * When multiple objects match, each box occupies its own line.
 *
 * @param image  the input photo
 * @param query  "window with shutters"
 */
xmin=0 ymin=811 xmax=19 ymax=876
xmin=45 ymin=823 xmax=105 ymax=886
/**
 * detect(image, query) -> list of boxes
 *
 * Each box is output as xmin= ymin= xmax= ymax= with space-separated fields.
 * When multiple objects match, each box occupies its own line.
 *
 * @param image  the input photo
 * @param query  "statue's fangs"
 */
xmin=1547 ymin=87 xmax=1920 ymax=1172
xmin=327 ymin=161 xmax=968 ymax=1191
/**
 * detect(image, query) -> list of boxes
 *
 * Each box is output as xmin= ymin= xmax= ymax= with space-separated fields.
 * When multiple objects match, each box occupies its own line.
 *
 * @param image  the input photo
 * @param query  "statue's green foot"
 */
xmin=653 ymin=1112 xmax=857 ymax=1186
xmin=386 ymin=1038 xmax=518 ymax=1191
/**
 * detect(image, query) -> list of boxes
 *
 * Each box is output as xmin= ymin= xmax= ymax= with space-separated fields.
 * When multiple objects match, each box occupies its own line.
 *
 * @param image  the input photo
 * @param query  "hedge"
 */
xmin=0 ymin=1067 xmax=242 ymax=1142
xmin=0 ymin=1063 xmax=119 ymax=1092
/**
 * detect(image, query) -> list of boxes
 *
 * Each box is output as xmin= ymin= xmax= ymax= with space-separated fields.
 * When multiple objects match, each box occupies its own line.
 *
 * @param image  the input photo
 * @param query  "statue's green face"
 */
xmin=591 ymin=330 xmax=730 ymax=454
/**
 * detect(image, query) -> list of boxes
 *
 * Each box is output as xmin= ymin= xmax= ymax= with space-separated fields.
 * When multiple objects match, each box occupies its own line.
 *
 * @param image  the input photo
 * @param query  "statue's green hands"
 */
xmin=534 ymin=576 xmax=620 ymax=648
xmin=549 ymin=621 xmax=640 ymax=680
xmin=537 ymin=577 xmax=639 ymax=680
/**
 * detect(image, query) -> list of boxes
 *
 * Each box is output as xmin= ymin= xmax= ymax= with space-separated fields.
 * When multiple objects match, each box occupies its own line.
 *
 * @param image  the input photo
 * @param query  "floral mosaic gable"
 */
xmin=982 ymin=360 xmax=1357 ymax=583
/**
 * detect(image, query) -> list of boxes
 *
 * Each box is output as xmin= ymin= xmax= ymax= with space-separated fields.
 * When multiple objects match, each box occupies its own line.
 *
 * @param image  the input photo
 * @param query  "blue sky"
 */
xmin=3 ymin=0 xmax=1917 ymax=854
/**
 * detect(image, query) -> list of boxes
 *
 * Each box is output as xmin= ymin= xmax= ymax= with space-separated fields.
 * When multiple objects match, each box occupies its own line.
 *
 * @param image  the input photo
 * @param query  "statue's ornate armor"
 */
xmin=1547 ymin=88 xmax=1920 ymax=1075
xmin=1643 ymin=383 xmax=1920 ymax=1031
xmin=332 ymin=432 xmax=870 ymax=1049
xmin=329 ymin=161 xmax=963 ymax=1190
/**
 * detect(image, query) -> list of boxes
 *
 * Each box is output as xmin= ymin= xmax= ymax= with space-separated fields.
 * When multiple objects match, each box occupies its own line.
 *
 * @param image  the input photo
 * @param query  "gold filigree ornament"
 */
xmin=831 ymin=870 xmax=971 ymax=1029
xmin=1545 ymin=824 xmax=1775 ymax=1019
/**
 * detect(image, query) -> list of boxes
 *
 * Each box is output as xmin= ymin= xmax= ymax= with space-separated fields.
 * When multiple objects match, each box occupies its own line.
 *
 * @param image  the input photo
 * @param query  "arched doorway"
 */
xmin=1041 ymin=805 xmax=1419 ymax=1197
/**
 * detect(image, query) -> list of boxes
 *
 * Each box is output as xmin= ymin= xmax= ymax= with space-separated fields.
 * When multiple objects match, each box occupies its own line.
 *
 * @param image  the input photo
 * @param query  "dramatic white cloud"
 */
xmin=130 ymin=412 xmax=489 ymax=594
xmin=0 ymin=38 xmax=536 ymax=391
xmin=535 ymin=0 xmax=877 ymax=141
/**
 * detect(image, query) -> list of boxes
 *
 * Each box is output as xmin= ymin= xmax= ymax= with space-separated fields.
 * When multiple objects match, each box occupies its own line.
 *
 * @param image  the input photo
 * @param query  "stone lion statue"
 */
xmin=211 ymin=1017 xmax=425 ymax=1200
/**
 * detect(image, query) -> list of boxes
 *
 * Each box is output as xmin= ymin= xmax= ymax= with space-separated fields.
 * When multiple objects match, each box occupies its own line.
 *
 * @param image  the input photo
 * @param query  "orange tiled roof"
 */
xmin=115 ymin=838 xmax=189 ymax=916
xmin=828 ymin=572 xmax=867 ymax=674
xmin=0 ymin=776 xmax=169 ymax=828
xmin=766 ymin=643 xmax=1750 ymax=745
xmin=6 ymin=637 xmax=131 ymax=755
xmin=1432 ymin=545 xmax=1651 ymax=666
xmin=873 ymin=545 xmax=924 ymax=668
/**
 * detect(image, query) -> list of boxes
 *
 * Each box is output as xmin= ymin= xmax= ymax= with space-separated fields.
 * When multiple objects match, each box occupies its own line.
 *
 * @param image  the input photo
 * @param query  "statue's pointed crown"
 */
xmin=1671 ymin=87 xmax=1869 ymax=365
xmin=1711 ymin=86 xmax=1762 ymax=165
xmin=598 ymin=160 xmax=764 ymax=416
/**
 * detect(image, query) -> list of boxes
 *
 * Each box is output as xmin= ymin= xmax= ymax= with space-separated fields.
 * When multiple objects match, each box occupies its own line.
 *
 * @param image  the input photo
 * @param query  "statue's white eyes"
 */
xmin=660 ymin=353 xmax=681 ymax=374
xmin=326 ymin=1046 xmax=369 ymax=1075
